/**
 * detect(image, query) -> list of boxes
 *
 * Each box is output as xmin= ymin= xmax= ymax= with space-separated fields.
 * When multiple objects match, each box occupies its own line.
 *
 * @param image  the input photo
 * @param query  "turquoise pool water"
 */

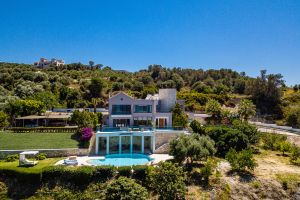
xmin=87 ymin=154 xmax=154 ymax=166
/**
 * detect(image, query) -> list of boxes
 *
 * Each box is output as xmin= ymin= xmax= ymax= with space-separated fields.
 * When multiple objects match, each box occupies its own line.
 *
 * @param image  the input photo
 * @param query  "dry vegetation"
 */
xmin=186 ymin=148 xmax=300 ymax=200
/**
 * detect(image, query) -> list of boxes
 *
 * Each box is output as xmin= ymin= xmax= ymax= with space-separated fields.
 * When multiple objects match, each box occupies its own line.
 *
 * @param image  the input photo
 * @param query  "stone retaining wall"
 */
xmin=154 ymin=132 xmax=183 ymax=154
xmin=0 ymin=148 xmax=88 ymax=159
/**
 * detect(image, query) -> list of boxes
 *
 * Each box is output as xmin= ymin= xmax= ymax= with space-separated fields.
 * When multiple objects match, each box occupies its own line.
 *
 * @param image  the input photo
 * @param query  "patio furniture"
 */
xmin=64 ymin=156 xmax=78 ymax=165
xmin=19 ymin=151 xmax=39 ymax=166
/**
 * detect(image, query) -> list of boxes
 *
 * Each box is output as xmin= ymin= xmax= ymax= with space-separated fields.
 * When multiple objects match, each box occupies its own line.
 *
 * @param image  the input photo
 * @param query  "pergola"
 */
xmin=19 ymin=151 xmax=39 ymax=166
xmin=16 ymin=113 xmax=71 ymax=127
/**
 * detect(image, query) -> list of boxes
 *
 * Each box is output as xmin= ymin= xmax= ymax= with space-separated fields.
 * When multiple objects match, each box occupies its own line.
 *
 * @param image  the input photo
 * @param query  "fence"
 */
xmin=6 ymin=126 xmax=79 ymax=133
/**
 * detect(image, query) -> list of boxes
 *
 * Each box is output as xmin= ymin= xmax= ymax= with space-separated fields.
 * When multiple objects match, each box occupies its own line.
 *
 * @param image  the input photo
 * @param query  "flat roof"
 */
xmin=16 ymin=113 xmax=71 ymax=120
xmin=20 ymin=151 xmax=39 ymax=155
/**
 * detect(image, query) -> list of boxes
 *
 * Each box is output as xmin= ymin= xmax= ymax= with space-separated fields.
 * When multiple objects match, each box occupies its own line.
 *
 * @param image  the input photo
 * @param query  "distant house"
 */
xmin=34 ymin=58 xmax=65 ymax=67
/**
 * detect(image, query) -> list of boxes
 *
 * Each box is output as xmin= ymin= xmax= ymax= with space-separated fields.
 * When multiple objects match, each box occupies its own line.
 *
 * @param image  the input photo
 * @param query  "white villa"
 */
xmin=95 ymin=89 xmax=186 ymax=155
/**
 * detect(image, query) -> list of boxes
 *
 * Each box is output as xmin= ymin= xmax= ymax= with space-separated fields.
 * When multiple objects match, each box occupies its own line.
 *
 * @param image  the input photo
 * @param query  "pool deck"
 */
xmin=55 ymin=154 xmax=173 ymax=166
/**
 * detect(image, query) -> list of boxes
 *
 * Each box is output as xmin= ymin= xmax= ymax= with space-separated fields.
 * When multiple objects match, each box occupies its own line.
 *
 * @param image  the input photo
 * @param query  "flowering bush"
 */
xmin=81 ymin=127 xmax=93 ymax=141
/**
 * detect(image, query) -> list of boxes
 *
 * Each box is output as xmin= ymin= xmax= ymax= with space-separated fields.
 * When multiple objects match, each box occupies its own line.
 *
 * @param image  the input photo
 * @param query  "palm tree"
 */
xmin=91 ymin=98 xmax=99 ymax=113
xmin=237 ymin=99 xmax=256 ymax=121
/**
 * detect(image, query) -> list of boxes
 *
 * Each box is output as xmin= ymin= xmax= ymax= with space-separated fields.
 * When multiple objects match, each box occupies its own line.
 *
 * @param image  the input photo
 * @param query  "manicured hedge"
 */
xmin=42 ymin=166 xmax=95 ymax=187
xmin=0 ymin=169 xmax=41 ymax=184
xmin=1 ymin=165 xmax=148 ymax=187
xmin=117 ymin=166 xmax=132 ymax=177
xmin=7 ymin=127 xmax=78 ymax=133
xmin=93 ymin=165 xmax=115 ymax=181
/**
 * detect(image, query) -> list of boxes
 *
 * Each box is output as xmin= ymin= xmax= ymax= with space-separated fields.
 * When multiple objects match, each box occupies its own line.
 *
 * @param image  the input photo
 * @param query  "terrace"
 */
xmin=95 ymin=126 xmax=186 ymax=155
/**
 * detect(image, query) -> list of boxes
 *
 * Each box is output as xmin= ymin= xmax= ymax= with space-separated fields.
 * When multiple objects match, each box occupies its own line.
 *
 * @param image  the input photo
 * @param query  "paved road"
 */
xmin=250 ymin=121 xmax=300 ymax=137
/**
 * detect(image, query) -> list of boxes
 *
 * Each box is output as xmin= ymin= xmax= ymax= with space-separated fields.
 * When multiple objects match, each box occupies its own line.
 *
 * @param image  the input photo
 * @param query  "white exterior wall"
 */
xmin=158 ymin=89 xmax=177 ymax=112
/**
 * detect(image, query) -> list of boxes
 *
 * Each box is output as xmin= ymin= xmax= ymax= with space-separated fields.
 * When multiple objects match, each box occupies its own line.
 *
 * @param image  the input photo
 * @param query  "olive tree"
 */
xmin=169 ymin=134 xmax=216 ymax=164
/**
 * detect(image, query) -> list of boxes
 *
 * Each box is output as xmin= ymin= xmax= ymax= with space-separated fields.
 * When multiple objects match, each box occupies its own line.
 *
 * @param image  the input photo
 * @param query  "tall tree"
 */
xmin=89 ymin=78 xmax=104 ymax=98
xmin=246 ymin=70 xmax=284 ymax=116
xmin=172 ymin=103 xmax=188 ymax=128
xmin=89 ymin=60 xmax=94 ymax=68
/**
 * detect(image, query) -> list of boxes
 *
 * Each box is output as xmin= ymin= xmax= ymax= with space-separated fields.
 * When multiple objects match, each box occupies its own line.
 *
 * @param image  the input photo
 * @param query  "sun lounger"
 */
xmin=64 ymin=159 xmax=78 ymax=165
xmin=64 ymin=156 xmax=78 ymax=165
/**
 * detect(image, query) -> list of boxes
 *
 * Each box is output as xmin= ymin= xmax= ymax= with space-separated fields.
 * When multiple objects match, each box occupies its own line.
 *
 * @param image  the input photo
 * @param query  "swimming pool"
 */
xmin=87 ymin=154 xmax=154 ymax=166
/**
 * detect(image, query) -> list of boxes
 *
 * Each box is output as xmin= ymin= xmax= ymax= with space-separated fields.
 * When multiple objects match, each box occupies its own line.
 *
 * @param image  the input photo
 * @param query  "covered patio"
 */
xmin=15 ymin=112 xmax=72 ymax=127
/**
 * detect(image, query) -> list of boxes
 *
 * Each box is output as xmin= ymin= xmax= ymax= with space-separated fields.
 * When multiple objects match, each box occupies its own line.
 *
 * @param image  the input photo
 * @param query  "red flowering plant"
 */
xmin=81 ymin=127 xmax=93 ymax=141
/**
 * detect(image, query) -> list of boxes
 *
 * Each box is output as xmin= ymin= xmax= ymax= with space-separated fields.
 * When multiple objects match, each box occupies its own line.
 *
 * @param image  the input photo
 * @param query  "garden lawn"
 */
xmin=0 ymin=157 xmax=63 ymax=173
xmin=0 ymin=132 xmax=79 ymax=150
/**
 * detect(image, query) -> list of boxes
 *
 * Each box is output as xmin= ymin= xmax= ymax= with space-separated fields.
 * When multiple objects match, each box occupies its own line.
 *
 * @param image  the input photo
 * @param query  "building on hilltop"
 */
xmin=34 ymin=58 xmax=65 ymax=67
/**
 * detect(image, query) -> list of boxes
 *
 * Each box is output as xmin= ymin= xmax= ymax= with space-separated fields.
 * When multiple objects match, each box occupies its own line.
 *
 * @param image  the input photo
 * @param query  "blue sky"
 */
xmin=0 ymin=0 xmax=299 ymax=85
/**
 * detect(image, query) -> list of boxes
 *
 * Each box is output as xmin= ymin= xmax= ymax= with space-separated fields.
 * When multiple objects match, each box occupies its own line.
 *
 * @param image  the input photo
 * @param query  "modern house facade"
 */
xmin=95 ymin=89 xmax=186 ymax=155
xmin=108 ymin=89 xmax=181 ymax=128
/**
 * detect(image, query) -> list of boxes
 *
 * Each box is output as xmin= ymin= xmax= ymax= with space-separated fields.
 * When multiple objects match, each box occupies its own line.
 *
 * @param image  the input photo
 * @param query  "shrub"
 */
xmin=232 ymin=120 xmax=260 ymax=144
xmin=278 ymin=141 xmax=292 ymax=156
xmin=190 ymin=120 xmax=205 ymax=135
xmin=206 ymin=126 xmax=250 ymax=156
xmin=225 ymin=148 xmax=257 ymax=172
xmin=0 ymin=181 xmax=7 ymax=193
xmin=117 ymin=166 xmax=132 ymax=177
xmin=290 ymin=146 xmax=300 ymax=165
xmin=200 ymin=158 xmax=218 ymax=184
xmin=93 ymin=165 xmax=115 ymax=182
xmin=81 ymin=127 xmax=93 ymax=141
xmin=105 ymin=177 xmax=148 ymax=200
xmin=29 ymin=186 xmax=79 ymax=200
xmin=260 ymin=132 xmax=287 ymax=150
xmin=132 ymin=165 xmax=148 ymax=183
xmin=81 ymin=182 xmax=107 ymax=200
xmin=5 ymin=154 xmax=19 ymax=162
xmin=147 ymin=162 xmax=186 ymax=200
xmin=285 ymin=107 xmax=300 ymax=128
xmin=35 ymin=153 xmax=46 ymax=160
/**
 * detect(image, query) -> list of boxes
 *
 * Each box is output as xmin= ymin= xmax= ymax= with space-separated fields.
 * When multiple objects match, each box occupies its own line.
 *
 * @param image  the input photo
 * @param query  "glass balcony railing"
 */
xmin=99 ymin=126 xmax=184 ymax=132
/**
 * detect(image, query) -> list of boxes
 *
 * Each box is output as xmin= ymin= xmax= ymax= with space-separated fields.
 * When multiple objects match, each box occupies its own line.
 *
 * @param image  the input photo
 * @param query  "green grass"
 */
xmin=0 ymin=132 xmax=79 ymax=150
xmin=0 ymin=157 xmax=64 ymax=173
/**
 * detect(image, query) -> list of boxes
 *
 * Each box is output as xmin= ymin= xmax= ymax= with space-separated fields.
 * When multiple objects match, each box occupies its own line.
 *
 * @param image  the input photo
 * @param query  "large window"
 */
xmin=109 ymin=136 xmax=119 ymax=154
xmin=144 ymin=136 xmax=152 ymax=154
xmin=113 ymin=119 xmax=130 ymax=127
xmin=134 ymin=105 xmax=152 ymax=113
xmin=112 ymin=105 xmax=131 ymax=115
xmin=133 ymin=117 xmax=152 ymax=126
xmin=121 ymin=136 xmax=130 ymax=153
xmin=133 ymin=136 xmax=142 ymax=153
xmin=98 ymin=137 xmax=107 ymax=155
